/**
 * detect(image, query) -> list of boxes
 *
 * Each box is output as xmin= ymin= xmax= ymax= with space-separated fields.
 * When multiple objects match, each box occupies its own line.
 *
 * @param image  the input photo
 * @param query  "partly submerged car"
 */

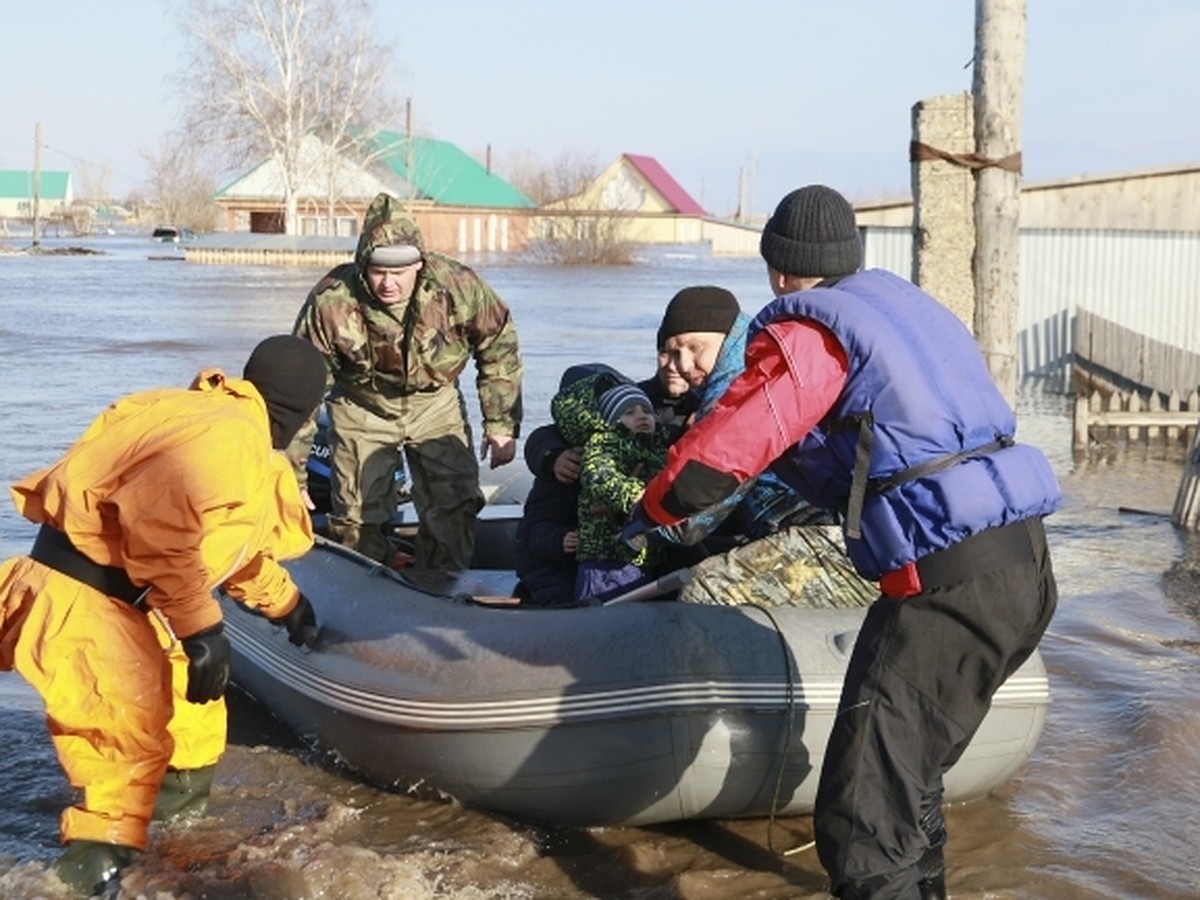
xmin=151 ymin=225 xmax=196 ymax=242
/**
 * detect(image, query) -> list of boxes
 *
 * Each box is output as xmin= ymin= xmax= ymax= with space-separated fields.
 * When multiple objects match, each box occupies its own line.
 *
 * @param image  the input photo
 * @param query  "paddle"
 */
xmin=602 ymin=568 xmax=693 ymax=606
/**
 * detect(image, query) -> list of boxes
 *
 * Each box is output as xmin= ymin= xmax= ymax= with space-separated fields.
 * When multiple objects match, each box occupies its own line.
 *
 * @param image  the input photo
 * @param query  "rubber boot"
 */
xmin=55 ymin=840 xmax=135 ymax=896
xmin=916 ymin=844 xmax=947 ymax=900
xmin=152 ymin=764 xmax=216 ymax=822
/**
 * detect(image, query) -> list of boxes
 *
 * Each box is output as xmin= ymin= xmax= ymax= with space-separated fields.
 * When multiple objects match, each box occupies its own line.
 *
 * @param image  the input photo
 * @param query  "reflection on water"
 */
xmin=1 ymin=236 xmax=1198 ymax=898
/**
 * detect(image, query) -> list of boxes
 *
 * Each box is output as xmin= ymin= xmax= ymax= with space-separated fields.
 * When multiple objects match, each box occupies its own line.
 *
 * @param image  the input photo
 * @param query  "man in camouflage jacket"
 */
xmin=291 ymin=192 xmax=523 ymax=569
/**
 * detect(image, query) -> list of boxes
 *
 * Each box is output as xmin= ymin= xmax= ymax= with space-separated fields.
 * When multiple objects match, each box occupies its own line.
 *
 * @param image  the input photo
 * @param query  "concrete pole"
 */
xmin=911 ymin=93 xmax=975 ymax=326
xmin=973 ymin=0 xmax=1026 ymax=407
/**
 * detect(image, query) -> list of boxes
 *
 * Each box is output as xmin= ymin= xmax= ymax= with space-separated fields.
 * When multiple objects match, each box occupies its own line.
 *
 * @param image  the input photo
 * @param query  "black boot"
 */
xmin=152 ymin=764 xmax=216 ymax=822
xmin=918 ymin=873 xmax=947 ymax=900
xmin=55 ymin=840 xmax=135 ymax=896
xmin=916 ymin=843 xmax=947 ymax=899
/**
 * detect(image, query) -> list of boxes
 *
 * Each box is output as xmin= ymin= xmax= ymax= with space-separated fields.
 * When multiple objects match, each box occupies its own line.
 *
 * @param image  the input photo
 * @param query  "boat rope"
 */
xmin=748 ymin=600 xmax=805 ymax=858
xmin=782 ymin=839 xmax=817 ymax=857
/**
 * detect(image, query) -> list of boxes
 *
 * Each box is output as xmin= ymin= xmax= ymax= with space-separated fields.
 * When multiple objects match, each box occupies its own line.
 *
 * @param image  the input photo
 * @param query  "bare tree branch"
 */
xmin=497 ymin=150 xmax=637 ymax=265
xmin=171 ymin=0 xmax=401 ymax=233
xmin=139 ymin=129 xmax=222 ymax=231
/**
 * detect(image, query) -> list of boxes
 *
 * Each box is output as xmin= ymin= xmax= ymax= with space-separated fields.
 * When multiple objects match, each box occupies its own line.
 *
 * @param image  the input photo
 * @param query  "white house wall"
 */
xmin=218 ymin=134 xmax=395 ymax=200
xmin=0 ymin=179 xmax=74 ymax=219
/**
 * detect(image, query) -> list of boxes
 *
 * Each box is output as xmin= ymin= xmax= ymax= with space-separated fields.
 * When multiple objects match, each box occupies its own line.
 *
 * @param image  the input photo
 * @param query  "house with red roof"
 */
xmin=550 ymin=153 xmax=706 ymax=242
xmin=538 ymin=152 xmax=759 ymax=253
xmin=619 ymin=154 xmax=707 ymax=217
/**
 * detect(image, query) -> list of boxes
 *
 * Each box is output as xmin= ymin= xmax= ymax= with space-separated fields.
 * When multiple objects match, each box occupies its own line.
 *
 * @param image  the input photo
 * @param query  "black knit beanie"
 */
xmin=759 ymin=185 xmax=862 ymax=277
xmin=656 ymin=286 xmax=740 ymax=349
xmin=243 ymin=335 xmax=328 ymax=449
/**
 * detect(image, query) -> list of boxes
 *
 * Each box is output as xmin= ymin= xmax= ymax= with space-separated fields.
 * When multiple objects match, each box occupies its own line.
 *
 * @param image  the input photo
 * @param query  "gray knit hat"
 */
xmin=759 ymin=185 xmax=862 ymax=277
xmin=369 ymin=244 xmax=422 ymax=267
xmin=598 ymin=383 xmax=653 ymax=427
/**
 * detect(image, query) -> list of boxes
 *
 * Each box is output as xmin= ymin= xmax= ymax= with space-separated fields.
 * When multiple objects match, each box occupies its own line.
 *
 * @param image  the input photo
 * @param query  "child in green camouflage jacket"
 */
xmin=566 ymin=382 xmax=671 ymax=603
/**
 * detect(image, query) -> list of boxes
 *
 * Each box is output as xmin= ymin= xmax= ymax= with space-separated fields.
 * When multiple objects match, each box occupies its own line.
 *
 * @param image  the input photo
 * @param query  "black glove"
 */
xmin=271 ymin=593 xmax=318 ymax=648
xmin=181 ymin=623 xmax=231 ymax=704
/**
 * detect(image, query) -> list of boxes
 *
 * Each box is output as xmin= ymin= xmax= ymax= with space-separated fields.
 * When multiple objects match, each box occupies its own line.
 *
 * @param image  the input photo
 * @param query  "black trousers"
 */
xmin=815 ymin=517 xmax=1057 ymax=899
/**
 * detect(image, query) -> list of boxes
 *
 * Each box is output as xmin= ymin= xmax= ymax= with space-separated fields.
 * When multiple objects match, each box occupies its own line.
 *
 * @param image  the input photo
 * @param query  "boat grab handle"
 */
xmin=602 ymin=568 xmax=693 ymax=606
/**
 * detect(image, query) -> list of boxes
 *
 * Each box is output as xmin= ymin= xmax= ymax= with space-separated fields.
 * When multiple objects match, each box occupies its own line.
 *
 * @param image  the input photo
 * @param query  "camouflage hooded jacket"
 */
xmin=551 ymin=371 xmax=670 ymax=567
xmin=292 ymin=192 xmax=523 ymax=438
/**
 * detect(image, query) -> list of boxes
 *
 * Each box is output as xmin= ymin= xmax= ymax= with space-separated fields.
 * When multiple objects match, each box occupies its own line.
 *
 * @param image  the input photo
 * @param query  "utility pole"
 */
xmin=973 ymin=0 xmax=1025 ymax=407
xmin=404 ymin=97 xmax=414 ymax=204
xmin=32 ymin=122 xmax=42 ymax=248
xmin=748 ymin=151 xmax=756 ymax=222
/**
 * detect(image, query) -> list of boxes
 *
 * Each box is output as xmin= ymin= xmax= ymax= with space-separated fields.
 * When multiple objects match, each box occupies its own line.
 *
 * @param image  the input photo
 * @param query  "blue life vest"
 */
xmin=748 ymin=269 xmax=1061 ymax=580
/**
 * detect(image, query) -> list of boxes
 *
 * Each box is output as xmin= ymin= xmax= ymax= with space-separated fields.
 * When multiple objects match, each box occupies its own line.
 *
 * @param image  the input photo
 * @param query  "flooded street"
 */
xmin=1 ymin=236 xmax=1197 ymax=898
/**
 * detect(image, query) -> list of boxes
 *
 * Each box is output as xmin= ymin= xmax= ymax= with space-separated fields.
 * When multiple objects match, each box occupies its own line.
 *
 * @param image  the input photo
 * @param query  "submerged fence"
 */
xmin=1072 ymin=388 xmax=1200 ymax=449
xmin=1073 ymin=388 xmax=1200 ymax=531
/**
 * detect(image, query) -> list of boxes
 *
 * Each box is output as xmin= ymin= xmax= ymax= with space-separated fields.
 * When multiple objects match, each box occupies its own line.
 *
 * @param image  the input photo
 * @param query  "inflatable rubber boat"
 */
xmin=220 ymin=497 xmax=1050 ymax=827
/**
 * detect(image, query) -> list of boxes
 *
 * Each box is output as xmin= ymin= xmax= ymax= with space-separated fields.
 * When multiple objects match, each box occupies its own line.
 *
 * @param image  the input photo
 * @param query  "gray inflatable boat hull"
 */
xmin=222 ymin=538 xmax=1050 ymax=827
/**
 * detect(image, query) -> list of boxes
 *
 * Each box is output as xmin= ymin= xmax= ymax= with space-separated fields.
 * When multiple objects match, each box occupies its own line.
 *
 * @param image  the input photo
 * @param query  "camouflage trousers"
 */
xmin=327 ymin=388 xmax=484 ymax=569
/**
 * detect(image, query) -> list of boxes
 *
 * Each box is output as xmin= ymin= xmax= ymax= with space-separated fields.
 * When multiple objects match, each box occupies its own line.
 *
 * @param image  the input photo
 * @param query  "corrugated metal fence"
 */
xmin=861 ymin=227 xmax=1200 ymax=391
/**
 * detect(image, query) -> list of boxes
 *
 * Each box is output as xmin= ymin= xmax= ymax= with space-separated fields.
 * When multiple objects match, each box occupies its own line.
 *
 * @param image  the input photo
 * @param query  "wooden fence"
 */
xmin=184 ymin=246 xmax=352 ymax=267
xmin=1073 ymin=388 xmax=1200 ymax=530
xmin=1074 ymin=307 xmax=1200 ymax=401
xmin=1073 ymin=388 xmax=1200 ymax=449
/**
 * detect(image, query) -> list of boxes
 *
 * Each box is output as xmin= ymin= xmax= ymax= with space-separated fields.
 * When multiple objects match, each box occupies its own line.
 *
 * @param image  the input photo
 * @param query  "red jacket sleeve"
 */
xmin=640 ymin=318 xmax=848 ymax=524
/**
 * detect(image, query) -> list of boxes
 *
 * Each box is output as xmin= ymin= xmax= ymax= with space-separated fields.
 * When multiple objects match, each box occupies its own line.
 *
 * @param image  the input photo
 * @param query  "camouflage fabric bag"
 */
xmin=680 ymin=525 xmax=876 ymax=609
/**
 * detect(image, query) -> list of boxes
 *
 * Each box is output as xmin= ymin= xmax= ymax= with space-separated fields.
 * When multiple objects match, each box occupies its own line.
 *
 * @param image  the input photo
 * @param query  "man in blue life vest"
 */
xmin=628 ymin=185 xmax=1061 ymax=899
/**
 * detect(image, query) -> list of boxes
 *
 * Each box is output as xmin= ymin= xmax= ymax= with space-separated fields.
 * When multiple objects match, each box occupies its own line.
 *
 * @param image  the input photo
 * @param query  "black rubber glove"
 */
xmin=271 ymin=593 xmax=318 ymax=648
xmin=181 ymin=623 xmax=231 ymax=704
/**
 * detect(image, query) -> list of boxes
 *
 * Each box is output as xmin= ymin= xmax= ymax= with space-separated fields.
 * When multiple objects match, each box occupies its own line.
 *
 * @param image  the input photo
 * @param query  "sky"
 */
xmin=2 ymin=0 xmax=1198 ymax=219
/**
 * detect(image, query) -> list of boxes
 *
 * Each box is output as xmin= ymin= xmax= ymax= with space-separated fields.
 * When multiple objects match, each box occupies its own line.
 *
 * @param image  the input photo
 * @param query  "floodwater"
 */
xmin=0 ymin=235 xmax=1197 ymax=899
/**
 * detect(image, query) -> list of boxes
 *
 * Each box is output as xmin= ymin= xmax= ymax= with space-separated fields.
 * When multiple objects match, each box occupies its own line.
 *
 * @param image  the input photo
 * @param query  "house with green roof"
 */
xmin=0 ymin=170 xmax=74 ymax=219
xmin=213 ymin=132 xmax=534 ymax=255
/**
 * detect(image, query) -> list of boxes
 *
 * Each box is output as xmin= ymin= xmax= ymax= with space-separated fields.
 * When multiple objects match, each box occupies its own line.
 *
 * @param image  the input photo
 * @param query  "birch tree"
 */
xmin=173 ymin=0 xmax=400 ymax=233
